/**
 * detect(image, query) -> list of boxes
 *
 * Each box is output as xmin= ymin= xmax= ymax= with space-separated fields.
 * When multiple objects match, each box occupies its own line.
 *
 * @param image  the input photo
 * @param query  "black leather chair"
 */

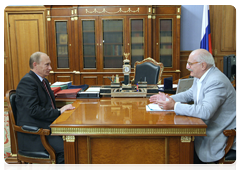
xmin=132 ymin=57 xmax=164 ymax=84
xmin=6 ymin=90 xmax=56 ymax=164
xmin=218 ymin=129 xmax=236 ymax=164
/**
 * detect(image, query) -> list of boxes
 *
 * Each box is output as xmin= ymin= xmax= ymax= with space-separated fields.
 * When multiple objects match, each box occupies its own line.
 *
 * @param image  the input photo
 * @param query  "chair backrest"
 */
xmin=6 ymin=89 xmax=18 ymax=154
xmin=133 ymin=57 xmax=164 ymax=84
xmin=6 ymin=90 xmax=17 ymax=125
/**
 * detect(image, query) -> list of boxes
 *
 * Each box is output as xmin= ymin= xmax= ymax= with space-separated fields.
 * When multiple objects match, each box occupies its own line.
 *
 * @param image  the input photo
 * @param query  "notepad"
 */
xmin=146 ymin=103 xmax=174 ymax=112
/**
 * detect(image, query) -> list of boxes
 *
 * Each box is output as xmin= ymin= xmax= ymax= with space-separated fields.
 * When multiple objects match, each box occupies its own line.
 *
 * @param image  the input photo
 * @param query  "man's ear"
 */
xmin=202 ymin=62 xmax=208 ymax=70
xmin=33 ymin=62 xmax=37 ymax=68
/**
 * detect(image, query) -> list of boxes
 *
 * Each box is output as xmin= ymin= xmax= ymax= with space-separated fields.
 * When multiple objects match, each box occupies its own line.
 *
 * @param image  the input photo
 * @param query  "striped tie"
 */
xmin=42 ymin=79 xmax=55 ymax=109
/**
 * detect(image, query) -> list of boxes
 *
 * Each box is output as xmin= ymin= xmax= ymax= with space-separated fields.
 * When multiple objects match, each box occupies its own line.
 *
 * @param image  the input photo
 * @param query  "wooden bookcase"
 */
xmin=45 ymin=5 xmax=181 ymax=85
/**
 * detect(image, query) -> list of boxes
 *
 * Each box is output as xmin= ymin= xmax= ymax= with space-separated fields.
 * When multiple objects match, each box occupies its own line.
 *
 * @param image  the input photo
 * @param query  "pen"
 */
xmin=147 ymin=105 xmax=153 ymax=111
xmin=108 ymin=77 xmax=113 ymax=82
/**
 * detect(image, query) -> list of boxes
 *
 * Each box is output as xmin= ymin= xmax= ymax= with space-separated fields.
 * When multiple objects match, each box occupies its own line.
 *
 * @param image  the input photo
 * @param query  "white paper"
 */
xmin=86 ymin=87 xmax=101 ymax=92
xmin=79 ymin=87 xmax=100 ymax=94
xmin=157 ymin=84 xmax=178 ymax=89
xmin=146 ymin=103 xmax=174 ymax=112
xmin=51 ymin=81 xmax=72 ymax=86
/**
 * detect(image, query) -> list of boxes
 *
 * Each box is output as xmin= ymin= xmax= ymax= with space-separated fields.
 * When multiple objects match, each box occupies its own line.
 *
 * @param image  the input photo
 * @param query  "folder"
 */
xmin=55 ymin=88 xmax=82 ymax=99
xmin=68 ymin=84 xmax=89 ymax=91
xmin=51 ymin=87 xmax=61 ymax=96
xmin=51 ymin=81 xmax=72 ymax=90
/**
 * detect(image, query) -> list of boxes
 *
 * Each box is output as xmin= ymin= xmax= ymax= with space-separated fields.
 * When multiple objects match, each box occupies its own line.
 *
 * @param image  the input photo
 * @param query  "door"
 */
xmin=8 ymin=13 xmax=46 ymax=89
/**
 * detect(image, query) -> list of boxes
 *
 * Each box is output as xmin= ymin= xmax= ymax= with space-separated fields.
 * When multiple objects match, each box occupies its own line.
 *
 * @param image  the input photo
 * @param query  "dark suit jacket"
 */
xmin=15 ymin=70 xmax=60 ymax=151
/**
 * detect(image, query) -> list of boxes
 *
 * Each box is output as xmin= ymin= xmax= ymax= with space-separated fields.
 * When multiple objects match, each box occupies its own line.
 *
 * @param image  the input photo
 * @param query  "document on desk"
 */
xmin=146 ymin=103 xmax=174 ymax=112
xmin=77 ymin=87 xmax=101 ymax=98
xmin=52 ymin=81 xmax=72 ymax=86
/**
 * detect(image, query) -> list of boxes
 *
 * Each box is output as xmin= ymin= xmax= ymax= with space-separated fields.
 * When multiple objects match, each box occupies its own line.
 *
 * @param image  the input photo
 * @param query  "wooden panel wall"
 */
xmin=4 ymin=5 xmax=236 ymax=96
xmin=180 ymin=5 xmax=236 ymax=77
xmin=4 ymin=6 xmax=47 ymax=96
xmin=210 ymin=5 xmax=236 ymax=72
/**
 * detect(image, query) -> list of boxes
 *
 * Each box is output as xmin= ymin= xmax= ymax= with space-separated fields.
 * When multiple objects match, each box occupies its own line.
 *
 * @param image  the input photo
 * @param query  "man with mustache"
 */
xmin=149 ymin=49 xmax=236 ymax=163
xmin=15 ymin=52 xmax=75 ymax=164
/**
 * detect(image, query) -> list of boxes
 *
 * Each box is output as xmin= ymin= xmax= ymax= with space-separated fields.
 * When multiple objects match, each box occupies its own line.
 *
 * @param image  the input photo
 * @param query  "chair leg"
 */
xmin=29 ymin=163 xmax=32 ymax=170
xmin=17 ymin=160 xmax=22 ymax=170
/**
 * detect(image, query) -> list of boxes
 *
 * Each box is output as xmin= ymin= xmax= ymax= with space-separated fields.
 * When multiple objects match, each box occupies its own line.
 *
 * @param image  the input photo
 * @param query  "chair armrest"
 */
xmin=14 ymin=124 xmax=55 ymax=163
xmin=223 ymin=129 xmax=236 ymax=137
xmin=223 ymin=129 xmax=236 ymax=155
xmin=14 ymin=125 xmax=50 ymax=136
xmin=22 ymin=125 xmax=40 ymax=132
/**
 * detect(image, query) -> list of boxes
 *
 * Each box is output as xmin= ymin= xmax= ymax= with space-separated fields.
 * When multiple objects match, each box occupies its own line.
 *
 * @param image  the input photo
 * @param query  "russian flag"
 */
xmin=200 ymin=5 xmax=212 ymax=54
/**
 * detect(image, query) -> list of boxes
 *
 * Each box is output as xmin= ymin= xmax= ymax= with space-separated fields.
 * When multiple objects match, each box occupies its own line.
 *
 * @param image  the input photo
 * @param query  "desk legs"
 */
xmin=63 ymin=136 xmax=76 ymax=164
xmin=179 ymin=136 xmax=194 ymax=164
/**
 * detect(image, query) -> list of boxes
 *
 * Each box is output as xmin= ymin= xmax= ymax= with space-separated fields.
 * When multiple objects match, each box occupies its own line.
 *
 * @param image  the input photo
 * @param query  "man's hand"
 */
xmin=149 ymin=92 xmax=167 ymax=103
xmin=157 ymin=94 xmax=176 ymax=110
xmin=60 ymin=104 xmax=75 ymax=114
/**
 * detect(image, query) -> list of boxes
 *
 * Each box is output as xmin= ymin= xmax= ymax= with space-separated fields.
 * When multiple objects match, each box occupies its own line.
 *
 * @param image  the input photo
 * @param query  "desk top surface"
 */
xmin=51 ymin=98 xmax=206 ymax=129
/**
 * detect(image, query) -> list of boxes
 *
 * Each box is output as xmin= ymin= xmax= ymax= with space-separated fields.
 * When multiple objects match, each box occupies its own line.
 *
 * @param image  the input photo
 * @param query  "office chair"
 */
xmin=132 ymin=57 xmax=164 ymax=84
xmin=6 ymin=90 xmax=56 ymax=164
xmin=217 ymin=129 xmax=236 ymax=164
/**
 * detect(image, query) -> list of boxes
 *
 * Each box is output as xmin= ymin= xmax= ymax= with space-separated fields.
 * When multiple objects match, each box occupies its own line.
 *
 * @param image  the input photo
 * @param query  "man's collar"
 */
xmin=199 ymin=66 xmax=214 ymax=83
xmin=31 ymin=70 xmax=44 ymax=82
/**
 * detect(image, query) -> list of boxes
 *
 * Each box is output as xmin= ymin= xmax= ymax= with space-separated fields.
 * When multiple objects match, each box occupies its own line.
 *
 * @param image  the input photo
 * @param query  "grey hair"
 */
xmin=29 ymin=52 xmax=45 ymax=69
xmin=191 ymin=49 xmax=215 ymax=67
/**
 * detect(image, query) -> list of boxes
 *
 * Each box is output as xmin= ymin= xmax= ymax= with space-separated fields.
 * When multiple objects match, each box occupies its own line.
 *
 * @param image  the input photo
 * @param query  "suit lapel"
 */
xmin=29 ymin=71 xmax=56 ymax=107
xmin=29 ymin=70 xmax=45 ymax=90
xmin=197 ymin=67 xmax=216 ymax=103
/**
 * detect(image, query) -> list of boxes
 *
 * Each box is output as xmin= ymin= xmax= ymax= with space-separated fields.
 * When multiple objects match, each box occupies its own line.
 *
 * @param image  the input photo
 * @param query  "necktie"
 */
xmin=42 ymin=79 xmax=55 ymax=109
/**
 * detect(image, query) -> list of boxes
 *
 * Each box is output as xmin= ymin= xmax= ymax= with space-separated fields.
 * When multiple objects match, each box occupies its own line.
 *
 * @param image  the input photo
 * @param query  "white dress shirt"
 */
xmin=174 ymin=67 xmax=213 ymax=109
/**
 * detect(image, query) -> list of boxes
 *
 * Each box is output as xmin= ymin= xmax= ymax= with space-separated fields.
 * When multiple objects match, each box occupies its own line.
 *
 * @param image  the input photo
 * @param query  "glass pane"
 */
xmin=103 ymin=19 xmax=123 ymax=68
xmin=82 ymin=20 xmax=96 ymax=68
xmin=55 ymin=21 xmax=69 ymax=68
xmin=159 ymin=19 xmax=172 ymax=67
xmin=131 ymin=19 xmax=144 ymax=68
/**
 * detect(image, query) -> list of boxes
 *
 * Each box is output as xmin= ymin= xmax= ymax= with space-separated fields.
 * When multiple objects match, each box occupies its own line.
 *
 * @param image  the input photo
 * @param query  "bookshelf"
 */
xmin=45 ymin=5 xmax=181 ymax=85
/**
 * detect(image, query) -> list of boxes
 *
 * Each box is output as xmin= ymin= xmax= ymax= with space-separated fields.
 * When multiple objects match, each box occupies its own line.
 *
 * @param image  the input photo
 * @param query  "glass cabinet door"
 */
xmin=130 ymin=19 xmax=144 ymax=68
xmin=55 ymin=21 xmax=69 ymax=68
xmin=82 ymin=20 xmax=96 ymax=68
xmin=102 ymin=19 xmax=123 ymax=68
xmin=159 ymin=19 xmax=172 ymax=67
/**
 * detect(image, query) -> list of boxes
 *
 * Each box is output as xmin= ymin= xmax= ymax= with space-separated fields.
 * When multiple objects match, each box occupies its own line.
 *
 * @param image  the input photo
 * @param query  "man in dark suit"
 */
xmin=15 ymin=52 xmax=75 ymax=164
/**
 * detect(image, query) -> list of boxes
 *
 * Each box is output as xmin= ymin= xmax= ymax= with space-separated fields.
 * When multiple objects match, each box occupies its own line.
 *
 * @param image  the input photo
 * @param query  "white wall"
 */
xmin=180 ymin=5 xmax=203 ymax=51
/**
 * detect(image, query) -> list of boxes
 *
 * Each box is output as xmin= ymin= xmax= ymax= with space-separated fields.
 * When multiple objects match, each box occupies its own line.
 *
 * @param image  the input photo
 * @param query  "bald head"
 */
xmin=189 ymin=49 xmax=215 ymax=68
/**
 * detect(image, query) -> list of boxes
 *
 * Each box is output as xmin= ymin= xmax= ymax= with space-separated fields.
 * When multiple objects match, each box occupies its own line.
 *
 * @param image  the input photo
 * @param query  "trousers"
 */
xmin=47 ymin=135 xmax=64 ymax=164
xmin=194 ymin=149 xmax=213 ymax=170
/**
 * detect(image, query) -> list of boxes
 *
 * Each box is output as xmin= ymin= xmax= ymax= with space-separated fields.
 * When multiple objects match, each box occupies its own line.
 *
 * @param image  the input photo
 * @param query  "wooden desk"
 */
xmin=50 ymin=98 xmax=207 ymax=164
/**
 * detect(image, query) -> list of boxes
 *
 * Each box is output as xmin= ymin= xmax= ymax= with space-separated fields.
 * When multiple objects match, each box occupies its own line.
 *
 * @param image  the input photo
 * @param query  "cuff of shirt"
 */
xmin=174 ymin=102 xmax=180 ymax=111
